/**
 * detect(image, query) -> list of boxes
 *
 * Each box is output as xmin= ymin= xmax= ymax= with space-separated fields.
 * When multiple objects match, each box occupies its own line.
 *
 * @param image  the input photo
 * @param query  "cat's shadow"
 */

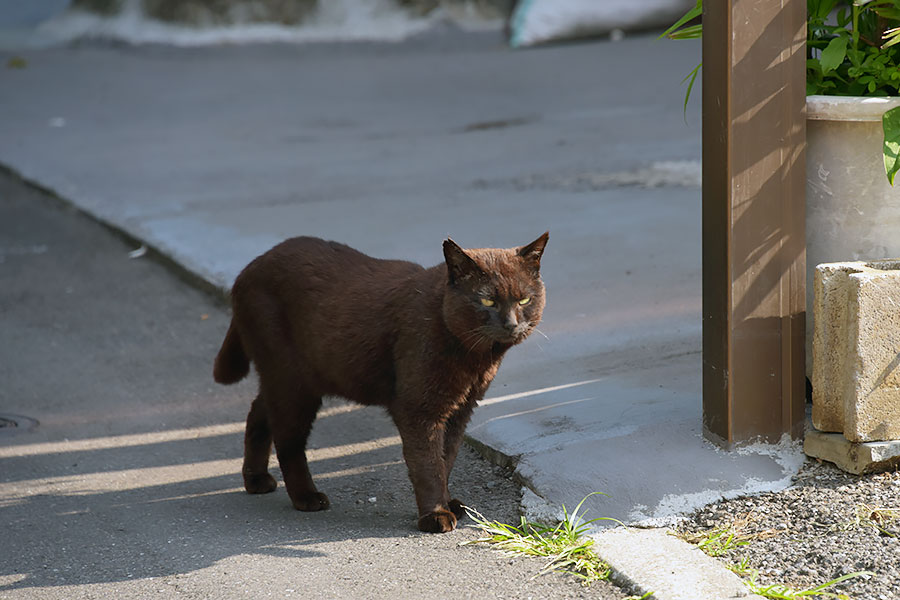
xmin=1 ymin=400 xmax=498 ymax=592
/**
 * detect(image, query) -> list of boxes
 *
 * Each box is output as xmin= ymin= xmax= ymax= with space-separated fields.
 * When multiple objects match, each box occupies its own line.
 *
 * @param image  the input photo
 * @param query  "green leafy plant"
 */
xmin=831 ymin=503 xmax=900 ymax=537
xmin=681 ymin=519 xmax=873 ymax=599
xmin=661 ymin=0 xmax=702 ymax=116
xmin=729 ymin=559 xmax=873 ymax=600
xmin=664 ymin=0 xmax=900 ymax=184
xmin=461 ymin=492 xmax=619 ymax=585
xmin=807 ymin=1 xmax=900 ymax=95
xmin=674 ymin=510 xmax=779 ymax=557
xmin=678 ymin=525 xmax=750 ymax=557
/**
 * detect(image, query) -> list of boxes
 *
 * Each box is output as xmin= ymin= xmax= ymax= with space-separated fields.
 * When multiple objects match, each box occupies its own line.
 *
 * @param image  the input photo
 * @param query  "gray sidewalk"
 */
xmin=0 ymin=29 xmax=804 ymax=528
xmin=1 ymin=171 xmax=633 ymax=600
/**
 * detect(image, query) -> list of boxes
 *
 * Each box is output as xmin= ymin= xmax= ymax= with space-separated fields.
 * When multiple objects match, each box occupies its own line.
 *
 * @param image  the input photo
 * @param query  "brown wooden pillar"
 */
xmin=702 ymin=0 xmax=807 ymax=445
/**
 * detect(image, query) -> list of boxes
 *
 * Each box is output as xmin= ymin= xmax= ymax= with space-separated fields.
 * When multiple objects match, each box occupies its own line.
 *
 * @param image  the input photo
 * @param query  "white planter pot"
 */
xmin=806 ymin=95 xmax=900 ymax=373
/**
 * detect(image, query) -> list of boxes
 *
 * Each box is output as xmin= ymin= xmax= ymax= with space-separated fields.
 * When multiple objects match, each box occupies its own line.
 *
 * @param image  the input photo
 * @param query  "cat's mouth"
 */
xmin=490 ymin=326 xmax=530 ymax=345
xmin=460 ymin=324 xmax=532 ymax=350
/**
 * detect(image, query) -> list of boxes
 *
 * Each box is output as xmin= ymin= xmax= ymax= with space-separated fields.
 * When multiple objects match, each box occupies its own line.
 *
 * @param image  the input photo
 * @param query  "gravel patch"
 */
xmin=676 ymin=459 xmax=900 ymax=599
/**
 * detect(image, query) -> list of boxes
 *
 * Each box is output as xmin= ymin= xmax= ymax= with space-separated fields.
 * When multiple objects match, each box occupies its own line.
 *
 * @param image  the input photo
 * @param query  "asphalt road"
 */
xmin=0 ymin=172 xmax=627 ymax=599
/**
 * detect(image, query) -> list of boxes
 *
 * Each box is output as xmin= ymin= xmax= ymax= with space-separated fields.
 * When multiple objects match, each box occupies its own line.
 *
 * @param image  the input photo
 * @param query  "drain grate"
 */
xmin=0 ymin=414 xmax=38 ymax=435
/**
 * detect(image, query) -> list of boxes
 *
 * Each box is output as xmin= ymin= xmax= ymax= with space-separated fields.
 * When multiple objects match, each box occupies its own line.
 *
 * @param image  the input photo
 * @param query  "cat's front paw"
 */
xmin=243 ymin=472 xmax=277 ymax=494
xmin=448 ymin=499 xmax=466 ymax=520
xmin=417 ymin=509 xmax=457 ymax=533
xmin=291 ymin=491 xmax=330 ymax=512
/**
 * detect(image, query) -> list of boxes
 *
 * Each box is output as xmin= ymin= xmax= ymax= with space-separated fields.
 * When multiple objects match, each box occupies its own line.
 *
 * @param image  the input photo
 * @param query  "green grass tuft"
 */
xmin=680 ymin=525 xmax=750 ymax=557
xmin=461 ymin=492 xmax=616 ymax=585
xmin=832 ymin=504 xmax=900 ymax=538
xmin=680 ymin=515 xmax=874 ymax=600
xmin=728 ymin=560 xmax=873 ymax=600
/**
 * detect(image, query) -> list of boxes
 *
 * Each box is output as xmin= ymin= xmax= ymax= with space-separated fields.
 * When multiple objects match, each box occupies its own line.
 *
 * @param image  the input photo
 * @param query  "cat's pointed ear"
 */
xmin=443 ymin=238 xmax=483 ymax=284
xmin=517 ymin=231 xmax=549 ymax=271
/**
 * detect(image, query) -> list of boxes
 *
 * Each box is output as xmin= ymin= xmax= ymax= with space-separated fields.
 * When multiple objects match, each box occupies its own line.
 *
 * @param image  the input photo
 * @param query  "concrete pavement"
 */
xmin=0 ymin=28 xmax=806 ymax=533
xmin=1 ymin=171 xmax=633 ymax=600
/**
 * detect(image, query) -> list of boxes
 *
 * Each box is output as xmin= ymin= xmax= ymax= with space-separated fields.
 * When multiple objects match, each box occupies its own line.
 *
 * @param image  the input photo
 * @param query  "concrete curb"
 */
xmin=591 ymin=528 xmax=763 ymax=600
xmin=0 ymin=164 xmax=232 ymax=307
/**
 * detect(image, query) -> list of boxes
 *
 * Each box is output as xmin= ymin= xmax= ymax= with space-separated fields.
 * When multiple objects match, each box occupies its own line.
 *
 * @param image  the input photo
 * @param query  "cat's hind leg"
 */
xmin=242 ymin=394 xmax=277 ymax=494
xmin=267 ymin=385 xmax=329 ymax=512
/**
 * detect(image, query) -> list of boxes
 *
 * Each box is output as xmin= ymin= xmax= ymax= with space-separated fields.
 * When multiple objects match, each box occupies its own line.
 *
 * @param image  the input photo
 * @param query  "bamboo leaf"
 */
xmin=681 ymin=62 xmax=701 ymax=120
xmin=882 ymin=26 xmax=900 ymax=48
xmin=811 ymin=0 xmax=840 ymax=20
xmin=659 ymin=0 xmax=702 ymax=40
xmin=667 ymin=23 xmax=703 ymax=40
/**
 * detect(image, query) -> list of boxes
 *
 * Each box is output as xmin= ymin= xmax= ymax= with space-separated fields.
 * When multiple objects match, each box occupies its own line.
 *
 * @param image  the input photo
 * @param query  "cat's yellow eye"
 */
xmin=518 ymin=297 xmax=531 ymax=306
xmin=480 ymin=298 xmax=495 ymax=307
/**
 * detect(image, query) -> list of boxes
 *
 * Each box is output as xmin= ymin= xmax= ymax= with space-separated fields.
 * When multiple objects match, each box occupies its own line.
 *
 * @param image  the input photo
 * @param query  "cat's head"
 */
xmin=441 ymin=232 xmax=548 ymax=351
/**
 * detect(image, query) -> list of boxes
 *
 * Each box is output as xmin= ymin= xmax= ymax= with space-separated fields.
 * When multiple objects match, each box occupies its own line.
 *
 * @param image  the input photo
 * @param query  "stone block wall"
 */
xmin=812 ymin=260 xmax=900 ymax=442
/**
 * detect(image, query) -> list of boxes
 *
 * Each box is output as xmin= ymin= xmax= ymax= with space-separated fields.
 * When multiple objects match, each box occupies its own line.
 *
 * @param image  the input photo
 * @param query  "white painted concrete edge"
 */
xmin=591 ymin=528 xmax=763 ymax=600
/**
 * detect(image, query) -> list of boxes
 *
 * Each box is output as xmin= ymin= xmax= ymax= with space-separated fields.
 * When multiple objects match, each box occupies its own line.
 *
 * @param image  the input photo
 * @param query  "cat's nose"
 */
xmin=503 ymin=313 xmax=518 ymax=331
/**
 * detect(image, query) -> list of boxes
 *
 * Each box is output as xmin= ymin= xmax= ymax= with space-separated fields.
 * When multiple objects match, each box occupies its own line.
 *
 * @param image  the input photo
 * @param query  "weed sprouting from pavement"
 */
xmin=675 ymin=510 xmax=777 ymax=556
xmin=680 ymin=514 xmax=874 ymax=599
xmin=461 ymin=492 xmax=618 ymax=585
xmin=831 ymin=504 xmax=900 ymax=538
xmin=728 ymin=560 xmax=873 ymax=600
xmin=678 ymin=525 xmax=750 ymax=557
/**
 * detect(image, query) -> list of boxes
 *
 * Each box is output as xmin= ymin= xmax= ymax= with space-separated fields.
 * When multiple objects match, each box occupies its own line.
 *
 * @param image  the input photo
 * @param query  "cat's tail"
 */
xmin=213 ymin=320 xmax=250 ymax=384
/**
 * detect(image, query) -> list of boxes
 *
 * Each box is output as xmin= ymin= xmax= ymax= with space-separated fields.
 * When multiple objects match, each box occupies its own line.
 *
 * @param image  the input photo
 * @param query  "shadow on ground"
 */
xmin=2 ymin=400 xmax=447 ymax=592
xmin=0 ymin=172 xmax=621 ymax=599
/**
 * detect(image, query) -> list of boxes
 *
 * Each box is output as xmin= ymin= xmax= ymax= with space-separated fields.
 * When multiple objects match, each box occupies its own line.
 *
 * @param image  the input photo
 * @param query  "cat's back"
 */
xmin=232 ymin=236 xmax=424 ymax=301
xmin=229 ymin=236 xmax=432 ymax=403
xmin=244 ymin=236 xmax=371 ymax=273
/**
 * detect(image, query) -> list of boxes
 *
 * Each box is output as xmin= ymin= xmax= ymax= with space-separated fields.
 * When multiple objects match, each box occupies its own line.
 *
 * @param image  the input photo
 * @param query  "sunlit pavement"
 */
xmin=0 ymin=30 xmax=804 ymax=529
xmin=2 ymin=173 xmax=635 ymax=599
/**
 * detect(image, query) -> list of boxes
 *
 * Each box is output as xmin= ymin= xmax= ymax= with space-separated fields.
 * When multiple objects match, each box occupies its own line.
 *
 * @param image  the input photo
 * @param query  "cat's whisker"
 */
xmin=457 ymin=335 xmax=480 ymax=353
xmin=457 ymin=329 xmax=482 ymax=344
xmin=459 ymin=326 xmax=492 ymax=355
xmin=467 ymin=332 xmax=490 ymax=354
xmin=534 ymin=328 xmax=550 ymax=341
xmin=459 ymin=326 xmax=489 ymax=343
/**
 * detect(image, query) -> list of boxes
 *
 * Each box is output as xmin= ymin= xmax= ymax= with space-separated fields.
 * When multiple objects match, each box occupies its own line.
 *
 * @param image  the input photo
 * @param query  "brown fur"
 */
xmin=213 ymin=233 xmax=548 ymax=532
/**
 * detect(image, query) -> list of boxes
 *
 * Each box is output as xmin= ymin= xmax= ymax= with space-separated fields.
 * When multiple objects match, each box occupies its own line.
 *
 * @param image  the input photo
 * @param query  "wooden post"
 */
xmin=702 ymin=0 xmax=807 ymax=445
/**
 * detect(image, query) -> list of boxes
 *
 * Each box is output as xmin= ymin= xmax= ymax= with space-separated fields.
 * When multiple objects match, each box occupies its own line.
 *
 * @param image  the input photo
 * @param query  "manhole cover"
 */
xmin=0 ymin=414 xmax=38 ymax=435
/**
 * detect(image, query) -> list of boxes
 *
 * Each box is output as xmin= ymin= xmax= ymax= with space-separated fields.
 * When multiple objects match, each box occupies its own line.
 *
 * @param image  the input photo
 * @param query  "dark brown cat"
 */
xmin=213 ymin=233 xmax=548 ymax=533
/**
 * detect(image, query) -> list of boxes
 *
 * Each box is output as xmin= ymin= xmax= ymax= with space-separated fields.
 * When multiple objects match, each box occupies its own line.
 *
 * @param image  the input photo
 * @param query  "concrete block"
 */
xmin=812 ymin=260 xmax=900 ymax=442
xmin=591 ymin=527 xmax=761 ymax=600
xmin=804 ymin=428 xmax=900 ymax=475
